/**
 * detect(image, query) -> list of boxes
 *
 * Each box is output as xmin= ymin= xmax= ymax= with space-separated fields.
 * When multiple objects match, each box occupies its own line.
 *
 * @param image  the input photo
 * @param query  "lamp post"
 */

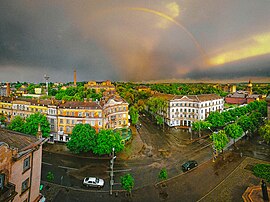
xmin=110 ymin=147 xmax=116 ymax=195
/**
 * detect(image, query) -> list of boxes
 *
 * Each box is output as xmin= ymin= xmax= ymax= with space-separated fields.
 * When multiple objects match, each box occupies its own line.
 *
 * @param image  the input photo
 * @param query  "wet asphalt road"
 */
xmin=42 ymin=114 xmax=214 ymax=192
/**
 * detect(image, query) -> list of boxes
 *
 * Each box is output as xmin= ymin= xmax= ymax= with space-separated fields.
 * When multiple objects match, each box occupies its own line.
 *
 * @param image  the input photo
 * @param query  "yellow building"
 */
xmin=0 ymin=95 xmax=130 ymax=142
xmin=57 ymin=101 xmax=103 ymax=141
xmin=84 ymin=80 xmax=116 ymax=93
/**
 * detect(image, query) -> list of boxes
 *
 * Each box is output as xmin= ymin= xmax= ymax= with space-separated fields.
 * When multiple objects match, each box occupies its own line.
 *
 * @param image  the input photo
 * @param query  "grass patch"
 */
xmin=253 ymin=163 xmax=270 ymax=183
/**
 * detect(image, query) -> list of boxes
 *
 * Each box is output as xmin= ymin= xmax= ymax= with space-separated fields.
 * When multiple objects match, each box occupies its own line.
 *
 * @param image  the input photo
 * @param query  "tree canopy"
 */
xmin=7 ymin=116 xmax=25 ymax=132
xmin=23 ymin=113 xmax=50 ymax=137
xmin=129 ymin=106 xmax=139 ymax=125
xmin=93 ymin=129 xmax=124 ymax=155
xmin=66 ymin=124 xmax=97 ymax=154
xmin=206 ymin=111 xmax=225 ymax=128
xmin=259 ymin=121 xmax=270 ymax=144
xmin=120 ymin=174 xmax=135 ymax=194
xmin=210 ymin=130 xmax=229 ymax=152
xmin=224 ymin=123 xmax=243 ymax=143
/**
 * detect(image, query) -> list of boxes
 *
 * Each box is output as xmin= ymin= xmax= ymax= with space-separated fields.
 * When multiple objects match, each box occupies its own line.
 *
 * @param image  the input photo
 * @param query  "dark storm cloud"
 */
xmin=186 ymin=55 xmax=270 ymax=80
xmin=0 ymin=0 xmax=270 ymax=82
xmin=0 ymin=1 xmax=117 ymax=82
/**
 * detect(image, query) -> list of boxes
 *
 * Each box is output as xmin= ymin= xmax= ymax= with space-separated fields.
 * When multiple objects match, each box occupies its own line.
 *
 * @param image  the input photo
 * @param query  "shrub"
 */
xmin=159 ymin=168 xmax=168 ymax=180
xmin=253 ymin=164 xmax=270 ymax=183
xmin=47 ymin=171 xmax=54 ymax=182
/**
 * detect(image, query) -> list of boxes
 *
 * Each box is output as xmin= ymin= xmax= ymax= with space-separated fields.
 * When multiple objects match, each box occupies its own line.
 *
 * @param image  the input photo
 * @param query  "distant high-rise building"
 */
xmin=74 ymin=69 xmax=77 ymax=86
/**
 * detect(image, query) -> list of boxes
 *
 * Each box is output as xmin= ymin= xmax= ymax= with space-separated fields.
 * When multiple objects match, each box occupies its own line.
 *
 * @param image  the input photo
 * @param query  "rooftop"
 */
xmin=0 ymin=129 xmax=39 ymax=151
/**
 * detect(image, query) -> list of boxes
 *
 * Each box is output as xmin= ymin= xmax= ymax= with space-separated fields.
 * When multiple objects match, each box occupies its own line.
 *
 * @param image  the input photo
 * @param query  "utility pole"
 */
xmin=110 ymin=147 xmax=116 ymax=195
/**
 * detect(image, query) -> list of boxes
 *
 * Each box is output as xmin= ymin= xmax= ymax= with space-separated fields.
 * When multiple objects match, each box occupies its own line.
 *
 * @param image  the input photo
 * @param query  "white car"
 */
xmin=83 ymin=177 xmax=104 ymax=188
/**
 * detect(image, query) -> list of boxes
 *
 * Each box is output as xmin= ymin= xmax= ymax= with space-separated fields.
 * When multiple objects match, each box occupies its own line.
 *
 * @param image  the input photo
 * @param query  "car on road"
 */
xmin=182 ymin=160 xmax=198 ymax=172
xmin=83 ymin=177 xmax=104 ymax=188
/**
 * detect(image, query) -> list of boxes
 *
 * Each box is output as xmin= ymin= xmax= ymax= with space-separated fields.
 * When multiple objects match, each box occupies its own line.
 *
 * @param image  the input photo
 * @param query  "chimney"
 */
xmin=36 ymin=123 xmax=42 ymax=139
xmin=61 ymin=99 xmax=65 ymax=104
xmin=51 ymin=98 xmax=54 ymax=105
xmin=74 ymin=69 xmax=77 ymax=86
xmin=6 ymin=82 xmax=10 ymax=97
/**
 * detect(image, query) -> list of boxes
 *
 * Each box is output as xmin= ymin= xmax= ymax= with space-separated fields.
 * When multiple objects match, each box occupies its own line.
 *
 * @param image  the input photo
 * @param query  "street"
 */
xmin=41 ymin=114 xmax=270 ymax=201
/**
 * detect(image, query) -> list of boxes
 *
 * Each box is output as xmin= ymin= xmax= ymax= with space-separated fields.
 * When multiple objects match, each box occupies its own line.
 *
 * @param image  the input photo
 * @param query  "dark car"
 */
xmin=182 ymin=160 xmax=198 ymax=172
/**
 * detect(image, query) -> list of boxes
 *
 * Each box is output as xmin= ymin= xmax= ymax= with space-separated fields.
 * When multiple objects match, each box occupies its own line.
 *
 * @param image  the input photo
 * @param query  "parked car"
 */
xmin=83 ymin=177 xmax=104 ymax=188
xmin=182 ymin=160 xmax=198 ymax=172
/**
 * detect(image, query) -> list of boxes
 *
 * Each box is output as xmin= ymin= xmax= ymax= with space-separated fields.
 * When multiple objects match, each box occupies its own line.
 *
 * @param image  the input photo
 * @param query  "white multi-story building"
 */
xmin=154 ymin=93 xmax=224 ymax=127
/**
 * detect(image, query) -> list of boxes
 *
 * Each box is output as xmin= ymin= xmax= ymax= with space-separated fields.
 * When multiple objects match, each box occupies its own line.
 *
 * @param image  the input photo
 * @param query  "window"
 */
xmin=66 ymin=127 xmax=70 ymax=133
xmin=66 ymin=119 xmax=70 ymax=124
xmin=21 ymin=178 xmax=29 ymax=193
xmin=78 ymin=112 xmax=82 ymax=117
xmin=23 ymin=157 xmax=30 ymax=172
xmin=60 ymin=119 xmax=63 ymax=124
xmin=67 ymin=111 xmax=70 ymax=116
xmin=72 ymin=120 xmax=75 ymax=124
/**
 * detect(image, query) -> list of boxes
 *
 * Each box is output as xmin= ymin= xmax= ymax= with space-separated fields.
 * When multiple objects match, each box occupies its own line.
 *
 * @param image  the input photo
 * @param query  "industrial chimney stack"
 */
xmin=74 ymin=69 xmax=77 ymax=86
xmin=6 ymin=82 xmax=10 ymax=97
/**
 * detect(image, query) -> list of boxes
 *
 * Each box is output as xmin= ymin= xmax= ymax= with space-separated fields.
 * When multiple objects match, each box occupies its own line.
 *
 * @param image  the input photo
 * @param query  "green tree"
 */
xmin=206 ymin=111 xmax=225 ymax=128
xmin=8 ymin=116 xmax=25 ymax=132
xmin=156 ymin=115 xmax=164 ymax=126
xmin=253 ymin=164 xmax=270 ymax=183
xmin=158 ymin=168 xmax=168 ymax=180
xmin=259 ymin=121 xmax=270 ymax=144
xmin=0 ymin=113 xmax=6 ymax=124
xmin=93 ymin=130 xmax=124 ymax=155
xmin=66 ymin=124 xmax=97 ymax=154
xmin=23 ymin=113 xmax=50 ymax=137
xmin=224 ymin=123 xmax=243 ymax=144
xmin=210 ymin=130 xmax=229 ymax=153
xmin=192 ymin=121 xmax=212 ymax=131
xmin=129 ymin=106 xmax=139 ymax=125
xmin=120 ymin=174 xmax=134 ymax=195
xmin=237 ymin=115 xmax=254 ymax=134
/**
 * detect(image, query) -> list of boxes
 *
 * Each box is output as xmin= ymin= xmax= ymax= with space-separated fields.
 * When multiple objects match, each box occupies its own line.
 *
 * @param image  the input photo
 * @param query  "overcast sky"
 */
xmin=1 ymin=0 xmax=270 ymax=83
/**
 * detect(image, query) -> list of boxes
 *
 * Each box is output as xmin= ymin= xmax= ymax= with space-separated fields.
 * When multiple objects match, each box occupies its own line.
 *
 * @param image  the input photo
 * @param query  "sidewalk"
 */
xmin=198 ymin=157 xmax=270 ymax=202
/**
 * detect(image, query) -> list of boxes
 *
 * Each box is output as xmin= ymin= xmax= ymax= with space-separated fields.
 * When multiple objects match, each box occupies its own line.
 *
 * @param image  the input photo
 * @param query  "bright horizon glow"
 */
xmin=209 ymin=33 xmax=270 ymax=66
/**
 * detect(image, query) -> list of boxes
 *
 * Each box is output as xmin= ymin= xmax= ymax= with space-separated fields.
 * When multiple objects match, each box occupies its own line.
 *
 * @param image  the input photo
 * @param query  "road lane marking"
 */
xmin=58 ymin=165 xmax=79 ymax=170
xmin=106 ymin=169 xmax=131 ymax=173
xmin=42 ymin=162 xmax=52 ymax=166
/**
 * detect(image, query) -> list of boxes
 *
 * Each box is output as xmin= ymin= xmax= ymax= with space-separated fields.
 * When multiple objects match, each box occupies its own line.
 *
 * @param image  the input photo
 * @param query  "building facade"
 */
xmin=0 ymin=96 xmax=129 ymax=142
xmin=0 ymin=129 xmax=46 ymax=202
xmin=153 ymin=93 xmax=224 ymax=127
xmin=84 ymin=80 xmax=116 ymax=93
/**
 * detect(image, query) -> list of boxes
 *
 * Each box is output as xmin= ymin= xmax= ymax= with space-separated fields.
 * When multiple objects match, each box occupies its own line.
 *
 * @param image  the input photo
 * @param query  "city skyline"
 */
xmin=1 ymin=0 xmax=270 ymax=82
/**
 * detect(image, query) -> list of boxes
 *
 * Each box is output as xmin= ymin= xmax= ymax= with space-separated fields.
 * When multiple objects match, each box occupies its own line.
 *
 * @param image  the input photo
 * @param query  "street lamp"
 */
xmin=110 ymin=147 xmax=116 ymax=195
